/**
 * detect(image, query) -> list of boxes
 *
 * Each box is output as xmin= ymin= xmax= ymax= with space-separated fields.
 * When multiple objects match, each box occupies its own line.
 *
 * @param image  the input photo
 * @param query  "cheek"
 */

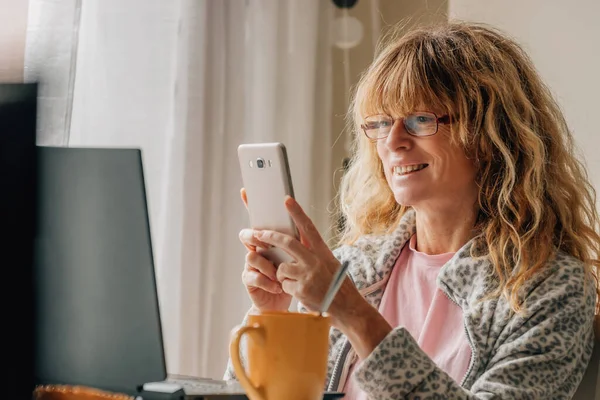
xmin=428 ymin=146 xmax=453 ymax=178
xmin=426 ymin=134 xmax=468 ymax=174
xmin=449 ymin=144 xmax=476 ymax=175
xmin=376 ymin=142 xmax=386 ymax=161
xmin=376 ymin=144 xmax=392 ymax=181
xmin=442 ymin=148 xmax=477 ymax=184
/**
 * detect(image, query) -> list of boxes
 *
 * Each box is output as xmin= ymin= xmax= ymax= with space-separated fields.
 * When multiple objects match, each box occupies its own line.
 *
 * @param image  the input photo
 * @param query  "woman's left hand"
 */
xmin=251 ymin=196 xmax=359 ymax=325
xmin=252 ymin=196 xmax=393 ymax=358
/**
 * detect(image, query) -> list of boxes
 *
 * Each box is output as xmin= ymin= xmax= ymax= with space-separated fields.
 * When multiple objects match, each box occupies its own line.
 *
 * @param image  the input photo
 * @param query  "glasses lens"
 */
xmin=404 ymin=112 xmax=437 ymax=136
xmin=363 ymin=115 xmax=393 ymax=139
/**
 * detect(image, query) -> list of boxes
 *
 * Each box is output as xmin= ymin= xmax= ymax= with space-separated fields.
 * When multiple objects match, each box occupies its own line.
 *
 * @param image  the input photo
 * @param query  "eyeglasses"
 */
xmin=361 ymin=112 xmax=451 ymax=141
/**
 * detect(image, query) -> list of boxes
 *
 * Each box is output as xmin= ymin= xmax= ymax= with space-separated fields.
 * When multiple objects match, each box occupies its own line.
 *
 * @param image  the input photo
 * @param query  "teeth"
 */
xmin=393 ymin=164 xmax=427 ymax=175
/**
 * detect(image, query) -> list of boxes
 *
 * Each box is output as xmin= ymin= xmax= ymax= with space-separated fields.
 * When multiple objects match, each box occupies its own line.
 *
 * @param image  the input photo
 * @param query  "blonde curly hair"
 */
xmin=338 ymin=21 xmax=600 ymax=313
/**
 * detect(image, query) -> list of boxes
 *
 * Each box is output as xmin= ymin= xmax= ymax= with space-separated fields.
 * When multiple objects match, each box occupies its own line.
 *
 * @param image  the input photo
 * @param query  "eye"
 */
xmin=410 ymin=114 xmax=435 ymax=124
xmin=404 ymin=113 xmax=438 ymax=136
xmin=364 ymin=116 xmax=392 ymax=129
xmin=406 ymin=113 xmax=436 ymax=127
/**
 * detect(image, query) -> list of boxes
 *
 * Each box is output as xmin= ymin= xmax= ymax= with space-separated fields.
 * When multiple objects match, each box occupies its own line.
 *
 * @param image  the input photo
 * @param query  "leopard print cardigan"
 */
xmin=225 ymin=209 xmax=597 ymax=399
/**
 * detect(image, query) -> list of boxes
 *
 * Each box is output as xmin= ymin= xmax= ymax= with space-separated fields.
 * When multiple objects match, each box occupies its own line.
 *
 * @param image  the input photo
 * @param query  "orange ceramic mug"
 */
xmin=229 ymin=311 xmax=331 ymax=400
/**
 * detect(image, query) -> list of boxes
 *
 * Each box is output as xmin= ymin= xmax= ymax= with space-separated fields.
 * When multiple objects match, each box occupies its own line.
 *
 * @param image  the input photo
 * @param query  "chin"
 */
xmin=392 ymin=188 xmax=428 ymax=207
xmin=393 ymin=194 xmax=420 ymax=207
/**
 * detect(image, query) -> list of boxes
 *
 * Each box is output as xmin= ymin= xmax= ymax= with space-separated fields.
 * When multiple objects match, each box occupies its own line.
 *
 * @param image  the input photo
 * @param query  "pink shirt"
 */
xmin=343 ymin=235 xmax=472 ymax=399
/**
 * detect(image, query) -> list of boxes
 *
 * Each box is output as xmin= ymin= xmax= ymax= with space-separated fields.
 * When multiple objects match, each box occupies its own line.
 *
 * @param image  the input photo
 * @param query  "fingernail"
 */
xmin=275 ymin=286 xmax=283 ymax=294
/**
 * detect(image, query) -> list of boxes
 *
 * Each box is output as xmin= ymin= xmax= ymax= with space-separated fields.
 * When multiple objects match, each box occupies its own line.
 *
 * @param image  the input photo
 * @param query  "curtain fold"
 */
xmin=24 ymin=0 xmax=81 ymax=145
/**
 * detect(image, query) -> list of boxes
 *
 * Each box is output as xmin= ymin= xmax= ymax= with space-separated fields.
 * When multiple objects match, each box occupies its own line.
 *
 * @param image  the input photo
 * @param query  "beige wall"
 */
xmin=329 ymin=0 xmax=448 ymax=223
xmin=449 ymin=0 xmax=600 ymax=201
xmin=0 ymin=0 xmax=29 ymax=82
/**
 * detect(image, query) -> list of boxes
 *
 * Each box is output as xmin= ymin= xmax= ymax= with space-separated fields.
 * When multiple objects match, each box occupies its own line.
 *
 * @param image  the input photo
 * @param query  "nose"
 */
xmin=383 ymin=119 xmax=413 ymax=151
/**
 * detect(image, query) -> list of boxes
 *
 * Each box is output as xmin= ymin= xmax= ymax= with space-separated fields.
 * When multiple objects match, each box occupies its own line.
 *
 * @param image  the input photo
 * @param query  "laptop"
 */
xmin=33 ymin=146 xmax=344 ymax=399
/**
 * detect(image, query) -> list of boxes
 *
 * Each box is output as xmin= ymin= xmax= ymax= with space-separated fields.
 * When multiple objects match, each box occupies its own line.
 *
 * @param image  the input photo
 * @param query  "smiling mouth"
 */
xmin=393 ymin=164 xmax=428 ymax=176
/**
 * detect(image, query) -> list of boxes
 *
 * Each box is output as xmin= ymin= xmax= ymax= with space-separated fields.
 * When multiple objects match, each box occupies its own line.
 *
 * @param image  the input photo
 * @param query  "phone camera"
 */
xmin=256 ymin=158 xmax=265 ymax=168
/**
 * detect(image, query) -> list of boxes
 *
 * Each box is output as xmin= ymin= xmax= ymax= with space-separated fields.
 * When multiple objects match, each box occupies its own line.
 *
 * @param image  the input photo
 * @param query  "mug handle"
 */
xmin=229 ymin=323 xmax=266 ymax=400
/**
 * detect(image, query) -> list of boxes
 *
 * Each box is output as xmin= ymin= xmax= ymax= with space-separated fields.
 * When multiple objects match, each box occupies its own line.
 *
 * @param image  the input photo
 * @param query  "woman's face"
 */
xmin=377 ymin=114 xmax=478 ymax=211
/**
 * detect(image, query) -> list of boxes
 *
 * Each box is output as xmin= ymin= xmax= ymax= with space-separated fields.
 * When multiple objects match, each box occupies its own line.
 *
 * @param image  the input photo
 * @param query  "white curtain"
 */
xmin=27 ymin=0 xmax=334 ymax=379
xmin=24 ymin=0 xmax=81 ymax=146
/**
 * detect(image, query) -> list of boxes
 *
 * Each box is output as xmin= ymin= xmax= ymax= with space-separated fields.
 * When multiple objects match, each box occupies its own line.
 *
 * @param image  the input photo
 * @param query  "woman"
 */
xmin=225 ymin=21 xmax=599 ymax=399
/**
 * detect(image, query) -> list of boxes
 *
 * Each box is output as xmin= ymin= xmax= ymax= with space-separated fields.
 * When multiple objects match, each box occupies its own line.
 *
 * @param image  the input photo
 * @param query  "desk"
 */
xmin=34 ymin=382 xmax=345 ymax=400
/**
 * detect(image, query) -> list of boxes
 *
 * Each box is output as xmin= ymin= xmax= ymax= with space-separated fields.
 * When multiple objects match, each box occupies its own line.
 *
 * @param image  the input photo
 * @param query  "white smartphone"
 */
xmin=237 ymin=142 xmax=299 ymax=266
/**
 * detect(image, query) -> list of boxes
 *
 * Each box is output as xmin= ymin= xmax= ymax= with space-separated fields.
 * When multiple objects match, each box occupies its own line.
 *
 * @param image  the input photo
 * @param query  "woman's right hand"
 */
xmin=239 ymin=188 xmax=292 ymax=312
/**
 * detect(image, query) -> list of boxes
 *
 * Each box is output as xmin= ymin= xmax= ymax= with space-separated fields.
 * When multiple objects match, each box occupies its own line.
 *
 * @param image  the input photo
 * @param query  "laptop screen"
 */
xmin=33 ymin=146 xmax=167 ymax=395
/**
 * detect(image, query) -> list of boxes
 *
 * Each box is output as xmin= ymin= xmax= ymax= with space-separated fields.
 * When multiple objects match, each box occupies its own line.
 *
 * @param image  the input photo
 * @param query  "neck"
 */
xmin=412 ymin=202 xmax=478 ymax=255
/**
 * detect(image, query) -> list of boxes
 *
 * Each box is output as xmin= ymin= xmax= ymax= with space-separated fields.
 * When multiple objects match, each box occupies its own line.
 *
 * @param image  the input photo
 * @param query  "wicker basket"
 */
xmin=33 ymin=385 xmax=133 ymax=400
